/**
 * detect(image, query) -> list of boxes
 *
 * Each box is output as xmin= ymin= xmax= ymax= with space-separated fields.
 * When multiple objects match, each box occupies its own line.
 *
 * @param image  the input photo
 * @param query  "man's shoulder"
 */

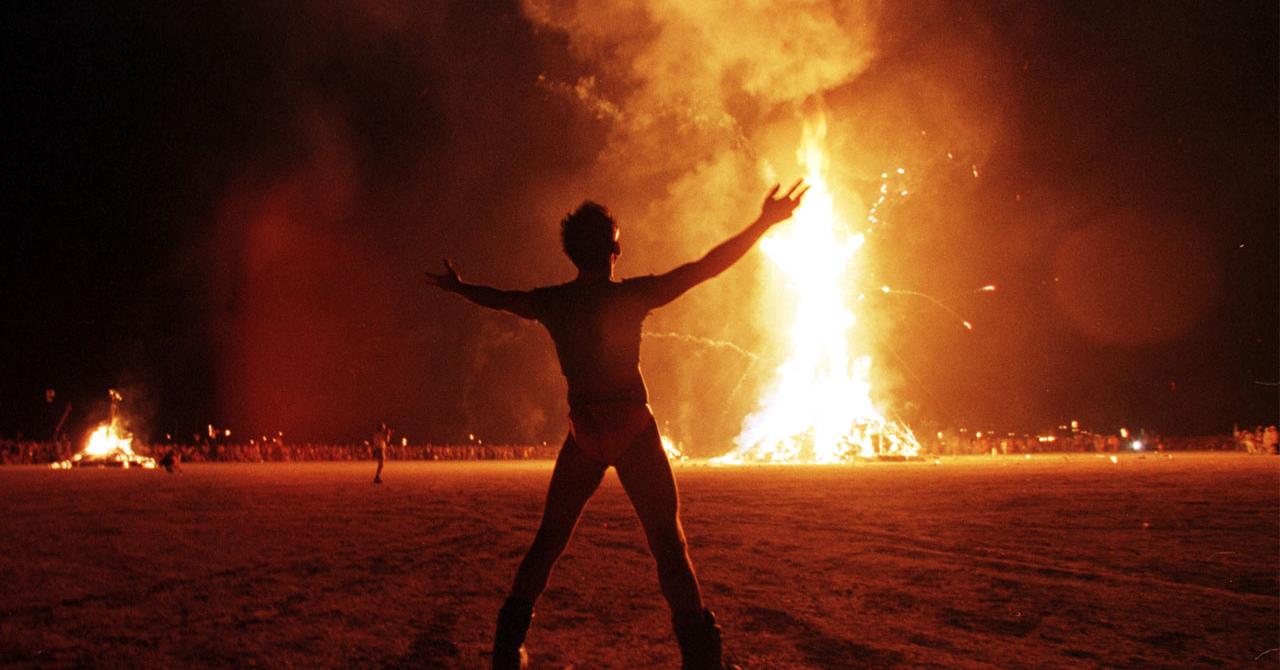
xmin=532 ymin=278 xmax=656 ymax=308
xmin=620 ymin=275 xmax=660 ymax=291
xmin=526 ymin=282 xmax=574 ymax=320
xmin=533 ymin=279 xmax=650 ymax=297
xmin=528 ymin=282 xmax=574 ymax=304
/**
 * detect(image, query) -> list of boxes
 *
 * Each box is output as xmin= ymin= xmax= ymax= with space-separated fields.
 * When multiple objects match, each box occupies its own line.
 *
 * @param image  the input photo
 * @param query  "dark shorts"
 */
xmin=568 ymin=402 xmax=656 ymax=466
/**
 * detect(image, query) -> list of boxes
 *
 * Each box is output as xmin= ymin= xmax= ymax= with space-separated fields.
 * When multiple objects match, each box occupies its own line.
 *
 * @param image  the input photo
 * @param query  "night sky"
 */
xmin=3 ymin=1 xmax=1276 ymax=450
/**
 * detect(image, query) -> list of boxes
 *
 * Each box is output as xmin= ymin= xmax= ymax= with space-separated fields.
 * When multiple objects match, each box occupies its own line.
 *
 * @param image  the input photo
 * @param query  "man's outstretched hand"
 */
xmin=424 ymin=259 xmax=463 ymax=292
xmin=758 ymin=179 xmax=809 ymax=226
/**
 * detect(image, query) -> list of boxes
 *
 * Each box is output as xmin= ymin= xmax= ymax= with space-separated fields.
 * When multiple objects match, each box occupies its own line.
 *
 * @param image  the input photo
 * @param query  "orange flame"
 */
xmin=661 ymin=434 xmax=686 ymax=461
xmin=717 ymin=117 xmax=919 ymax=463
xmin=51 ymin=416 xmax=156 ymax=469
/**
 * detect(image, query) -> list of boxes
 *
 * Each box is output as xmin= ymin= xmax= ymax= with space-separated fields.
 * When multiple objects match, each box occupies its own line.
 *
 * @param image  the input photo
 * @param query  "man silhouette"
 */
xmin=425 ymin=181 xmax=807 ymax=669
xmin=373 ymin=422 xmax=391 ymax=484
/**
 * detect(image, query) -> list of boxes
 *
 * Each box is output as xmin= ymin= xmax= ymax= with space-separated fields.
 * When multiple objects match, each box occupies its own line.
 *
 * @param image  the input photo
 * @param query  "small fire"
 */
xmin=717 ymin=117 xmax=919 ymax=464
xmin=660 ymin=434 xmax=686 ymax=461
xmin=52 ymin=390 xmax=156 ymax=469
xmin=52 ymin=417 xmax=156 ymax=469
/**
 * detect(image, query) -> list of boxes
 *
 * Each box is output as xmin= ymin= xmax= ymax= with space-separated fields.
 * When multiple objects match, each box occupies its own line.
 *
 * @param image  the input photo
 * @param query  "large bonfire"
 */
xmin=717 ymin=118 xmax=919 ymax=464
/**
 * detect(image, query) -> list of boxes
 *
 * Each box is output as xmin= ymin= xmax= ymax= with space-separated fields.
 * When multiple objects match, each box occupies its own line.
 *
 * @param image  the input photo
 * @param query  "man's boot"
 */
xmin=674 ymin=609 xmax=740 ymax=670
xmin=492 ymin=597 xmax=533 ymax=670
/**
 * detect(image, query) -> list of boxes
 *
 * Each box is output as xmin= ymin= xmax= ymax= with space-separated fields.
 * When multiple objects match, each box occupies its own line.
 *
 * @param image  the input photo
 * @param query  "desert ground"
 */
xmin=0 ymin=453 xmax=1276 ymax=669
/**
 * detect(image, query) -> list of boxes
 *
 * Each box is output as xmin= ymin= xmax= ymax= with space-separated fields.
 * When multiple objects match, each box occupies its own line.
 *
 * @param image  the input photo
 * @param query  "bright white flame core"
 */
xmin=82 ymin=420 xmax=136 ymax=458
xmin=661 ymin=434 xmax=686 ymax=460
xmin=718 ymin=119 xmax=919 ymax=463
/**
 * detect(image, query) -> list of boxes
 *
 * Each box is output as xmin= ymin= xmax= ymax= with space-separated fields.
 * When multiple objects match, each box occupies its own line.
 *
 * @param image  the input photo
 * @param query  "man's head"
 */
xmin=560 ymin=201 xmax=620 ymax=273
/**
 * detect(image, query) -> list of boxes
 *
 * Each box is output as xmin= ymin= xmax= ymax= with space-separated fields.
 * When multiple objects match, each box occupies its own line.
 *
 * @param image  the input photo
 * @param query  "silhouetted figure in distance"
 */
xmin=160 ymin=446 xmax=182 ymax=474
xmin=372 ymin=422 xmax=390 ymax=484
xmin=425 ymin=182 xmax=807 ymax=669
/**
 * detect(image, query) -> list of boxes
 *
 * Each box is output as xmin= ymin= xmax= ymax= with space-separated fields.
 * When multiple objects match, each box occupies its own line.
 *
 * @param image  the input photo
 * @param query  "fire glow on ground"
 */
xmin=2 ymin=454 xmax=1275 ymax=668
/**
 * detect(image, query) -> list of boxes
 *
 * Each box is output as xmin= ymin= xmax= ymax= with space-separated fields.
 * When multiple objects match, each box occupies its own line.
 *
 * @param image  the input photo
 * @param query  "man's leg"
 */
xmin=508 ymin=434 xmax=608 ymax=602
xmin=612 ymin=422 xmax=704 ymax=621
xmin=496 ymin=435 xmax=606 ymax=669
xmin=615 ymin=425 xmax=740 ymax=669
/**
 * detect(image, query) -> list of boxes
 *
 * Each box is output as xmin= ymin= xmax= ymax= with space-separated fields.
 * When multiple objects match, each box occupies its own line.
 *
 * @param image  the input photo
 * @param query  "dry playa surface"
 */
xmin=0 ymin=453 xmax=1276 ymax=669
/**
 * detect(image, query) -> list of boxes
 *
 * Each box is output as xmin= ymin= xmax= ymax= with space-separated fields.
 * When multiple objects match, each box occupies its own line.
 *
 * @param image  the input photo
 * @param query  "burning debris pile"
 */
xmin=660 ymin=434 xmax=687 ymax=461
xmin=51 ymin=390 xmax=156 ymax=469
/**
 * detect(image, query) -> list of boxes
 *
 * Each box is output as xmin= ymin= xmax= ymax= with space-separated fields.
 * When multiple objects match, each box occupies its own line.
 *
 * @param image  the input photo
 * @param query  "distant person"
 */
xmin=1263 ymin=425 xmax=1278 ymax=456
xmin=160 ymin=446 xmax=183 ymax=474
xmin=373 ymin=422 xmax=391 ymax=484
xmin=426 ymin=182 xmax=807 ymax=670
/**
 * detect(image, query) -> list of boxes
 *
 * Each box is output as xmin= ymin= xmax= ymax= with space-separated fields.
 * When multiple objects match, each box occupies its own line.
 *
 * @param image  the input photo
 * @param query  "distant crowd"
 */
xmin=167 ymin=441 xmax=559 ymax=463
xmin=0 ymin=427 xmax=1275 ymax=465
xmin=916 ymin=429 xmax=1274 ymax=457
xmin=1234 ymin=425 xmax=1280 ymax=456
xmin=0 ymin=439 xmax=559 ymax=465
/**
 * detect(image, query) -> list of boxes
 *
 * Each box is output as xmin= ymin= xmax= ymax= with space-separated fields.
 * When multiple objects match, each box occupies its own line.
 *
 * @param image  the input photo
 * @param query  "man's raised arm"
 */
xmin=644 ymin=181 xmax=808 ymax=308
xmin=424 ymin=259 xmax=537 ymax=320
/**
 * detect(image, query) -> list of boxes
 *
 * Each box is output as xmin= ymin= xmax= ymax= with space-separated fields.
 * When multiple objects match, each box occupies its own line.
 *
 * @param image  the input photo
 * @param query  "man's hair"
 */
xmin=560 ymin=201 xmax=617 ymax=271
